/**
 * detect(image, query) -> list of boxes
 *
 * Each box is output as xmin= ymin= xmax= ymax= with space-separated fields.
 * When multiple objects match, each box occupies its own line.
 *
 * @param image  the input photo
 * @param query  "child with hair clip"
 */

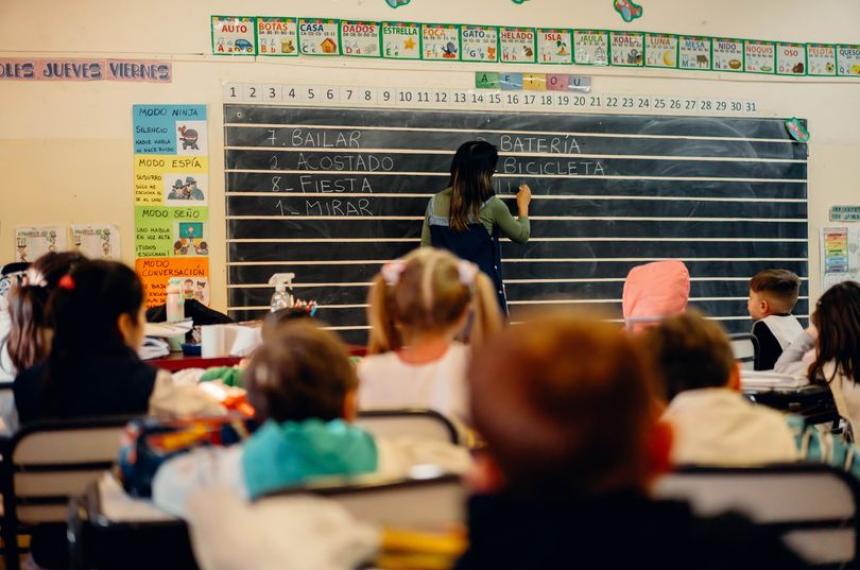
xmin=776 ymin=281 xmax=860 ymax=435
xmin=358 ymin=248 xmax=503 ymax=424
xmin=14 ymin=259 xmax=223 ymax=424
xmin=3 ymin=251 xmax=86 ymax=379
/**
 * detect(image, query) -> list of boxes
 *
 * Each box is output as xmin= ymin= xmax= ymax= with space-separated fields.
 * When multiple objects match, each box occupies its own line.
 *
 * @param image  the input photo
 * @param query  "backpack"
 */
xmin=118 ymin=415 xmax=257 ymax=497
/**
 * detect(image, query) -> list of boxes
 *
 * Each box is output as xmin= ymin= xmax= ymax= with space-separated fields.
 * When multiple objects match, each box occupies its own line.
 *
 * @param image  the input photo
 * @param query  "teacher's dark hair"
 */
xmin=448 ymin=141 xmax=498 ymax=232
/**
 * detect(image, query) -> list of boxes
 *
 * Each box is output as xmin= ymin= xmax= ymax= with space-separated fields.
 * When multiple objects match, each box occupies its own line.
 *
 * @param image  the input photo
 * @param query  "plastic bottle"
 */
xmin=166 ymin=282 xmax=185 ymax=323
xmin=268 ymin=273 xmax=296 ymax=312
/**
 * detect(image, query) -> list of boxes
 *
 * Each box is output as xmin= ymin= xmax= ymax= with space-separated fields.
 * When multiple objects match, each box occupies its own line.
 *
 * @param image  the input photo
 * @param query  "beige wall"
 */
xmin=1 ymin=0 xmax=858 ymax=311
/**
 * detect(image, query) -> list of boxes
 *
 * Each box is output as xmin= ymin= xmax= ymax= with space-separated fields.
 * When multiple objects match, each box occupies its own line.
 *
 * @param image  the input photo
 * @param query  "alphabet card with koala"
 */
xmin=132 ymin=104 xmax=210 ymax=307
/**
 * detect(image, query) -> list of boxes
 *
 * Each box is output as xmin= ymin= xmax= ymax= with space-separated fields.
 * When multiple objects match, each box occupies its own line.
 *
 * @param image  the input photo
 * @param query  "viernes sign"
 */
xmin=0 ymin=58 xmax=172 ymax=82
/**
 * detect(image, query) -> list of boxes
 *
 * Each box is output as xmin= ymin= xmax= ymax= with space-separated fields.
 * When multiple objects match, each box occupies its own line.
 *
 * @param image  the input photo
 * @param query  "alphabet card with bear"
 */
xmin=610 ymin=31 xmax=644 ymax=67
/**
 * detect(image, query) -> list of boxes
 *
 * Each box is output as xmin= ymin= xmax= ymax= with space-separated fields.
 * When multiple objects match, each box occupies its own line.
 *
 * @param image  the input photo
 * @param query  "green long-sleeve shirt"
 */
xmin=420 ymin=188 xmax=530 ymax=247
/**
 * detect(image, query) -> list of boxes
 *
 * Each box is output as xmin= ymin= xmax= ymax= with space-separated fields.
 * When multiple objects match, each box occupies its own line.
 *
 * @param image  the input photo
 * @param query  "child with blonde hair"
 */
xmin=359 ymin=247 xmax=502 ymax=423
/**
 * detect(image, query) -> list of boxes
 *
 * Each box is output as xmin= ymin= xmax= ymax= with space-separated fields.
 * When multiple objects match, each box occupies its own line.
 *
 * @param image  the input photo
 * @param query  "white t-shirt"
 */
xmin=357 ymin=343 xmax=470 ymax=423
xmin=663 ymin=388 xmax=799 ymax=466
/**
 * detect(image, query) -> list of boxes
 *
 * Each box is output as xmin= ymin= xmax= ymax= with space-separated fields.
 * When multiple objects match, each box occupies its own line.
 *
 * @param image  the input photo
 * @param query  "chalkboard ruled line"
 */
xmin=227 ymin=278 xmax=808 ymax=288
xmin=227 ymin=296 xmax=808 ymax=309
xmin=226 ymin=215 xmax=806 ymax=223
xmin=226 ymin=192 xmax=808 ymax=204
xmin=224 ymin=123 xmax=799 ymax=145
xmin=227 ymin=237 xmax=807 ymax=244
xmin=225 ymin=146 xmax=806 ymax=165
xmin=227 ymin=257 xmax=807 ymax=267
xmin=225 ymin=170 xmax=807 ymax=184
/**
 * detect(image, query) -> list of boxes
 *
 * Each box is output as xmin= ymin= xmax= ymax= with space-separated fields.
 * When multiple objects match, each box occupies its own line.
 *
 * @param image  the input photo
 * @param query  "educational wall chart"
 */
xmin=132 ymin=104 xmax=210 ymax=307
xmin=210 ymin=15 xmax=860 ymax=78
xmin=71 ymin=224 xmax=121 ymax=259
xmin=0 ymin=58 xmax=172 ymax=82
xmin=14 ymin=225 xmax=68 ymax=262
xmin=821 ymin=227 xmax=860 ymax=290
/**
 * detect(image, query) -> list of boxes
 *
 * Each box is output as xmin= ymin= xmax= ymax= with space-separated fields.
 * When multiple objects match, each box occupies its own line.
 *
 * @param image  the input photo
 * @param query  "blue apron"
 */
xmin=427 ymin=196 xmax=508 ymax=314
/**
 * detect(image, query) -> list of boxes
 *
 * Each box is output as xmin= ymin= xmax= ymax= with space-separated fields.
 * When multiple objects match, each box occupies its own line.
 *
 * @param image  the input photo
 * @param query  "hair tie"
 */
xmin=58 ymin=274 xmax=75 ymax=291
xmin=457 ymin=261 xmax=479 ymax=287
xmin=381 ymin=260 xmax=407 ymax=287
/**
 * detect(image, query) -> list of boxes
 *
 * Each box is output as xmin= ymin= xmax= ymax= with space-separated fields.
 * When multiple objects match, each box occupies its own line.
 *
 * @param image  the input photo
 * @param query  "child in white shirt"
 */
xmin=358 ymin=248 xmax=503 ymax=424
xmin=747 ymin=269 xmax=803 ymax=370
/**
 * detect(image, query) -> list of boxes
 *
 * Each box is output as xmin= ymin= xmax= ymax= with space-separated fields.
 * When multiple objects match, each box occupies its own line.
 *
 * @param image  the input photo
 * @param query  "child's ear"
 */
xmin=343 ymin=388 xmax=359 ymax=422
xmin=465 ymin=452 xmax=506 ymax=494
xmin=646 ymin=420 xmax=674 ymax=479
xmin=727 ymin=362 xmax=742 ymax=392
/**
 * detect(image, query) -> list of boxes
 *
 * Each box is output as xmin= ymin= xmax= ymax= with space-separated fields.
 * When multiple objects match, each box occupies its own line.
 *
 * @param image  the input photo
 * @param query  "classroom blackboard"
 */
xmin=224 ymin=105 xmax=808 ymax=345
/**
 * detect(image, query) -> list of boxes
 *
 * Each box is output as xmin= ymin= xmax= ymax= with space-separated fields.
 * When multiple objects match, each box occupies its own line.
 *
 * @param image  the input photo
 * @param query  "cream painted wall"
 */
xmin=0 ymin=0 xmax=858 ymax=312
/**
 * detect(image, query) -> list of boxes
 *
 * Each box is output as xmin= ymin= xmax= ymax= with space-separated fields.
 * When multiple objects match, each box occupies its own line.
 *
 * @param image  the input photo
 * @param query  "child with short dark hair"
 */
xmin=457 ymin=312 xmax=807 ymax=569
xmin=748 ymin=269 xmax=803 ymax=370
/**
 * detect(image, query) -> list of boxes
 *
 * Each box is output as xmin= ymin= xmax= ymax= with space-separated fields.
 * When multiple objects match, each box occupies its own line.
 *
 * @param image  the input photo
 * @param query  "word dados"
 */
xmin=296 ymin=153 xmax=394 ymax=172
xmin=502 ymin=157 xmax=606 ymax=176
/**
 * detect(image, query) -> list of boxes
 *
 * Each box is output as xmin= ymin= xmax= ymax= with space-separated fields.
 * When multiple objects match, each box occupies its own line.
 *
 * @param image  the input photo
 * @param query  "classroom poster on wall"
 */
xmin=712 ymin=38 xmax=744 ymax=72
xmin=808 ymin=44 xmax=837 ymax=76
xmin=71 ymin=224 xmax=121 ymax=258
xmin=14 ymin=225 xmax=68 ymax=263
xmin=777 ymin=43 xmax=806 ymax=75
xmin=132 ymin=104 xmax=210 ymax=307
xmin=679 ymin=35 xmax=711 ymax=70
xmin=537 ymin=29 xmax=571 ymax=64
xmin=573 ymin=30 xmax=609 ymax=66
xmin=610 ymin=31 xmax=644 ymax=67
xmin=821 ymin=226 xmax=860 ymax=291
xmin=341 ymin=21 xmax=382 ymax=57
xmin=256 ymin=17 xmax=298 ymax=56
xmin=381 ymin=22 xmax=420 ymax=59
xmin=211 ymin=16 xmax=256 ymax=55
xmin=462 ymin=25 xmax=499 ymax=62
xmin=644 ymin=33 xmax=677 ymax=68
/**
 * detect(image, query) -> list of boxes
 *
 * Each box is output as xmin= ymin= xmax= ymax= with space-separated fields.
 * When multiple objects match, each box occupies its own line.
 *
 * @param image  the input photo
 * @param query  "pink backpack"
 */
xmin=622 ymin=260 xmax=691 ymax=330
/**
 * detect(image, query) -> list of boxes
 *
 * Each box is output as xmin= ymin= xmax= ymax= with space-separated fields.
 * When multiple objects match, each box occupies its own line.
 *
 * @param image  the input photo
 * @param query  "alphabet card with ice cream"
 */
xmin=499 ymin=27 xmax=536 ymax=63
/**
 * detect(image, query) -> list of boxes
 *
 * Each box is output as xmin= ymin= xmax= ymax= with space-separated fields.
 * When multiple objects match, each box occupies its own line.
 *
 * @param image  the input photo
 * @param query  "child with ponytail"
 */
xmin=359 ymin=247 xmax=503 ymax=423
xmin=14 ymin=259 xmax=222 ymax=424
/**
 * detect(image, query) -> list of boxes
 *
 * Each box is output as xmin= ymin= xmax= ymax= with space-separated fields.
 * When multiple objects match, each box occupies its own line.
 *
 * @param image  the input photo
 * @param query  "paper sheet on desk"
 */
xmin=201 ymin=324 xmax=262 ymax=358
xmin=139 ymin=337 xmax=170 ymax=361
xmin=144 ymin=320 xmax=194 ymax=338
xmin=742 ymin=370 xmax=809 ymax=390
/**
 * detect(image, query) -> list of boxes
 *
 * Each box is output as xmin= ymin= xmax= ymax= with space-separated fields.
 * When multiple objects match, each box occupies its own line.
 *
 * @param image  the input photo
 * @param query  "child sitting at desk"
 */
xmin=776 ymin=281 xmax=860 ymax=435
xmin=358 ymin=248 xmax=502 ymax=424
xmin=153 ymin=319 xmax=470 ymax=517
xmin=748 ymin=269 xmax=803 ymax=370
xmin=14 ymin=259 xmax=223 ymax=424
xmin=641 ymin=310 xmax=860 ymax=476
xmin=457 ymin=312 xmax=806 ymax=569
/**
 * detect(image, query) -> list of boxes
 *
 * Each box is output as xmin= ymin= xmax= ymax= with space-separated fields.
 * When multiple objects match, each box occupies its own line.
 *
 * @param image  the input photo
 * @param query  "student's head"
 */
xmin=366 ymin=247 xmax=502 ymax=354
xmin=261 ymin=307 xmax=313 ymax=342
xmin=448 ymin=140 xmax=498 ymax=232
xmin=638 ymin=311 xmax=739 ymax=402
xmin=748 ymin=269 xmax=801 ymax=320
xmin=468 ymin=313 xmax=670 ymax=499
xmin=244 ymin=320 xmax=358 ymax=424
xmin=810 ymin=281 xmax=860 ymax=385
xmin=7 ymin=251 xmax=87 ymax=371
xmin=48 ymin=260 xmax=147 ymax=361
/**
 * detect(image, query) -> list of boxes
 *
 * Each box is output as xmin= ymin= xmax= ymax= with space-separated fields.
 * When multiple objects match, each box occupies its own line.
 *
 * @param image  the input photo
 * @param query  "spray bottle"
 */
xmin=268 ymin=273 xmax=296 ymax=312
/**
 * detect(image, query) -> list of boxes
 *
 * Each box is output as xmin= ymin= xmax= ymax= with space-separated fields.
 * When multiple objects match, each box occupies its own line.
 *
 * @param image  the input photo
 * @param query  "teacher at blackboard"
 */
xmin=420 ymin=140 xmax=532 ymax=314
